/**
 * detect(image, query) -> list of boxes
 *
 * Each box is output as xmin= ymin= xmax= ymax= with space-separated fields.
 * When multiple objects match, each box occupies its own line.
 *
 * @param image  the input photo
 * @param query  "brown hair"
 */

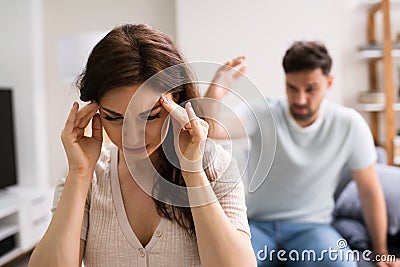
xmin=282 ymin=41 xmax=332 ymax=75
xmin=77 ymin=24 xmax=199 ymax=237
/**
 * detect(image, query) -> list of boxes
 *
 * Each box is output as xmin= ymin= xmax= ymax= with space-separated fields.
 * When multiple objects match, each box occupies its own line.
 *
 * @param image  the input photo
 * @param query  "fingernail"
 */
xmin=187 ymin=102 xmax=192 ymax=108
xmin=161 ymin=95 xmax=169 ymax=104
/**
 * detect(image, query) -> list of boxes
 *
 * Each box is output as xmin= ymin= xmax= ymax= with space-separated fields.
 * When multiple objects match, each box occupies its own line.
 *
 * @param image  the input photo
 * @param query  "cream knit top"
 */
xmin=52 ymin=143 xmax=250 ymax=267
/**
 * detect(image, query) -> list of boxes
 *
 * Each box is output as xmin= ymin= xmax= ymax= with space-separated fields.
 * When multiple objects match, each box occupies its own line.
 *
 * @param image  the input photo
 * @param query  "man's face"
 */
xmin=285 ymin=68 xmax=333 ymax=127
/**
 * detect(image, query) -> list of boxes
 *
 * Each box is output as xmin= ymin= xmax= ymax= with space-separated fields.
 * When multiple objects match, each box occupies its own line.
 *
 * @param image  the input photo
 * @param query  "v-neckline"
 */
xmin=110 ymin=145 xmax=167 ymax=250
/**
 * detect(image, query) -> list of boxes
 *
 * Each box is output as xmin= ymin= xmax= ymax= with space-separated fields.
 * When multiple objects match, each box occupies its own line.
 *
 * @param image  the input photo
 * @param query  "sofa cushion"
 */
xmin=333 ymin=163 xmax=400 ymax=236
xmin=332 ymin=218 xmax=371 ymax=250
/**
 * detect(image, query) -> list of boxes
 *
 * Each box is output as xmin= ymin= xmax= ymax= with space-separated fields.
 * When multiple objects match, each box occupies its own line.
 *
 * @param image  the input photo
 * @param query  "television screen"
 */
xmin=0 ymin=89 xmax=17 ymax=189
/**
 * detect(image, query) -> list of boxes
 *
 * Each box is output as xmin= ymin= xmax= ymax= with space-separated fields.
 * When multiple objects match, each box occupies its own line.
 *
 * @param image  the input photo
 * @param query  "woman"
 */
xmin=29 ymin=24 xmax=255 ymax=266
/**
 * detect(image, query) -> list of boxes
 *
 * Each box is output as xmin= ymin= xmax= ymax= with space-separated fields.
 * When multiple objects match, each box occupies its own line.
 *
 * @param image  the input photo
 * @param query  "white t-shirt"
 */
xmin=236 ymin=96 xmax=377 ymax=223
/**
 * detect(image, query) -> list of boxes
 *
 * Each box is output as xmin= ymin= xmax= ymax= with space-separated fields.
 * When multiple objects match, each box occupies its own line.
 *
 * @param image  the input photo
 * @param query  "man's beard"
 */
xmin=289 ymin=104 xmax=317 ymax=122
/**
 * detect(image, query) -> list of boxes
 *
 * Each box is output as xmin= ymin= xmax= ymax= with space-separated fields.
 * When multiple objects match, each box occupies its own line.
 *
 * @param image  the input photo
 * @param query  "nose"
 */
xmin=294 ymin=91 xmax=308 ymax=106
xmin=123 ymin=119 xmax=145 ymax=146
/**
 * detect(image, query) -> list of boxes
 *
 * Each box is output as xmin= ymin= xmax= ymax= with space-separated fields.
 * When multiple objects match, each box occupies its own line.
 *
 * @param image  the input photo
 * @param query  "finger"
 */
xmin=91 ymin=113 xmax=103 ymax=142
xmin=74 ymin=102 xmax=99 ymax=128
xmin=185 ymin=102 xmax=202 ymax=136
xmin=74 ymin=102 xmax=98 ymax=125
xmin=232 ymin=65 xmax=247 ymax=80
xmin=160 ymin=96 xmax=189 ymax=127
xmin=64 ymin=102 xmax=79 ymax=134
xmin=225 ymin=56 xmax=245 ymax=68
xmin=219 ymin=56 xmax=245 ymax=72
xmin=77 ymin=107 xmax=100 ymax=129
xmin=185 ymin=102 xmax=197 ymax=121
xmin=216 ymin=56 xmax=246 ymax=79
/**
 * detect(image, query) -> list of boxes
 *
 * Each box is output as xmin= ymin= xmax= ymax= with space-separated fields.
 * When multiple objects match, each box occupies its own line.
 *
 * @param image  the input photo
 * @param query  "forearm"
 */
xmin=184 ymin=171 xmax=256 ymax=267
xmin=197 ymin=97 xmax=246 ymax=140
xmin=29 ymin=175 xmax=90 ymax=267
xmin=360 ymin=187 xmax=388 ymax=255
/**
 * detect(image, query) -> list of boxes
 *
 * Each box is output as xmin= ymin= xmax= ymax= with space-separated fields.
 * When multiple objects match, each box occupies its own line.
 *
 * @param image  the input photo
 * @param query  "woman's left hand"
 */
xmin=160 ymin=96 xmax=209 ymax=174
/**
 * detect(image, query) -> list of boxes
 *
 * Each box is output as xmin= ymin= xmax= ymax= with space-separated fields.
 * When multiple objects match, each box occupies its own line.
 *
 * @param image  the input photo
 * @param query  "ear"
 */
xmin=327 ymin=74 xmax=334 ymax=89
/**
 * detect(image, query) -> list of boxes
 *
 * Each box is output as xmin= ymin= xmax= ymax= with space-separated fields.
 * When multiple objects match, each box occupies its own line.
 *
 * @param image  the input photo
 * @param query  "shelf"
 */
xmin=0 ymin=224 xmax=18 ymax=241
xmin=0 ymin=186 xmax=53 ymax=265
xmin=0 ymin=248 xmax=22 ymax=266
xmin=356 ymin=102 xmax=400 ymax=111
xmin=360 ymin=0 xmax=398 ymax=165
xmin=0 ymin=191 xmax=19 ymax=218
xmin=357 ymin=49 xmax=400 ymax=59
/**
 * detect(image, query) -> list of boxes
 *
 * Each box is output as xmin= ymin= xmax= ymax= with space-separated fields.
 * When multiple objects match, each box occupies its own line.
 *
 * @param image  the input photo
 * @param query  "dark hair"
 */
xmin=282 ymin=41 xmax=332 ymax=75
xmin=76 ymin=24 xmax=199 ymax=237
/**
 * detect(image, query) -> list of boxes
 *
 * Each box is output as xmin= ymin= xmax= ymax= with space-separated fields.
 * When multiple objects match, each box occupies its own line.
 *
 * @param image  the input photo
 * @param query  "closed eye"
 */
xmin=306 ymin=85 xmax=316 ymax=93
xmin=143 ymin=113 xmax=161 ymax=121
xmin=287 ymin=85 xmax=297 ymax=91
xmin=103 ymin=115 xmax=124 ymax=121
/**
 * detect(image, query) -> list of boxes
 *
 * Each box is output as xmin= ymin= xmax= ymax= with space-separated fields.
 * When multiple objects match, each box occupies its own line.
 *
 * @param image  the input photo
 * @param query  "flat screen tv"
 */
xmin=0 ymin=89 xmax=17 ymax=189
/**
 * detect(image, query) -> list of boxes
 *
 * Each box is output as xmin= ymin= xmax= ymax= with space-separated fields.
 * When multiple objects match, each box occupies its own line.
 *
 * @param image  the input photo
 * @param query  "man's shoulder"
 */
xmin=324 ymin=101 xmax=362 ymax=123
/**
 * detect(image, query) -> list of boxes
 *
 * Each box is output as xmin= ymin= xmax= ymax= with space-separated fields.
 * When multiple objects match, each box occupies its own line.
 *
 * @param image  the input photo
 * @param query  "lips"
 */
xmin=294 ymin=107 xmax=308 ymax=114
xmin=123 ymin=144 xmax=148 ymax=154
xmin=292 ymin=105 xmax=309 ymax=114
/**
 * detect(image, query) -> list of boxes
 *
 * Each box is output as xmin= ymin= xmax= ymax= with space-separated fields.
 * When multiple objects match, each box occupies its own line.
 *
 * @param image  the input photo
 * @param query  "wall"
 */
xmin=0 ymin=0 xmax=49 ymax=187
xmin=175 ymin=0 xmax=370 ymax=104
xmin=43 ymin=0 xmax=176 ymax=185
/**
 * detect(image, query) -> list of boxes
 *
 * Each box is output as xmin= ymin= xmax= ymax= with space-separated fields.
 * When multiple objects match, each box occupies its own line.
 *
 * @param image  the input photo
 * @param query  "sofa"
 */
xmin=332 ymin=148 xmax=400 ymax=266
xmin=226 ymin=139 xmax=400 ymax=266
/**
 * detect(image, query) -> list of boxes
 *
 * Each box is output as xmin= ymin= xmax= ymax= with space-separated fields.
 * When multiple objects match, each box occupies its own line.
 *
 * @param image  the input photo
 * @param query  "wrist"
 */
xmin=185 ymin=178 xmax=217 ymax=207
xmin=182 ymin=170 xmax=209 ymax=187
xmin=67 ymin=170 xmax=94 ymax=184
xmin=373 ymin=248 xmax=389 ymax=257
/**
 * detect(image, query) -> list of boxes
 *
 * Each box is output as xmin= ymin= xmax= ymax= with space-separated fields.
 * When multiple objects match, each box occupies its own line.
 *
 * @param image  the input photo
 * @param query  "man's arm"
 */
xmin=351 ymin=164 xmax=393 ymax=266
xmin=203 ymin=57 xmax=248 ymax=139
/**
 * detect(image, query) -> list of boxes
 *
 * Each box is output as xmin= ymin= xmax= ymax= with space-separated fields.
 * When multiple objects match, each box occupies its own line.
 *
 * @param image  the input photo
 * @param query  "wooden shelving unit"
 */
xmin=357 ymin=0 xmax=398 ymax=165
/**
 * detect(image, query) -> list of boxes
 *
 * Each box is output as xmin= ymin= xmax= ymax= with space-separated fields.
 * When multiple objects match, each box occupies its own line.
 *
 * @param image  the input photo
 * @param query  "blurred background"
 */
xmin=1 ymin=0 xmax=400 ymax=265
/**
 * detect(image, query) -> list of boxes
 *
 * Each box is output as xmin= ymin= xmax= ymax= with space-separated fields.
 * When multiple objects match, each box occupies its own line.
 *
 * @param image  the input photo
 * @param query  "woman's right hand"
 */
xmin=61 ymin=102 xmax=103 ymax=180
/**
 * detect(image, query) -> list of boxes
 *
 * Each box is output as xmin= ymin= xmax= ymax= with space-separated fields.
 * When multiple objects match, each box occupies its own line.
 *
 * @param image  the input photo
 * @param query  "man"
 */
xmin=205 ymin=42 xmax=398 ymax=266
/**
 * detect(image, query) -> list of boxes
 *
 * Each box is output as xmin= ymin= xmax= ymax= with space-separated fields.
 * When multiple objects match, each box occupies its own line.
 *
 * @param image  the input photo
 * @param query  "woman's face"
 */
xmin=99 ymin=84 xmax=174 ymax=159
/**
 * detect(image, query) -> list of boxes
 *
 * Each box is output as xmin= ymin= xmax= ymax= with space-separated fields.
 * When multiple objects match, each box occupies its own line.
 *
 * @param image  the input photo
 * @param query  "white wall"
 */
xmin=175 ymin=0 xmax=373 ymax=105
xmin=43 ymin=0 xmax=176 ymax=185
xmin=0 ymin=0 xmax=49 ymax=187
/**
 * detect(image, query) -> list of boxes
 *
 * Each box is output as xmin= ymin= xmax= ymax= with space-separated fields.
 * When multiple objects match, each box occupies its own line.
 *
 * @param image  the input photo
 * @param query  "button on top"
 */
xmin=155 ymin=230 xmax=162 ymax=237
xmin=138 ymin=248 xmax=146 ymax=257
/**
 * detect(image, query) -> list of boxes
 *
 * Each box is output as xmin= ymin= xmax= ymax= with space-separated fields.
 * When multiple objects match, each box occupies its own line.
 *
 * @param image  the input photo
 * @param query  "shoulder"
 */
xmin=96 ymin=143 xmax=114 ymax=169
xmin=324 ymin=101 xmax=365 ymax=125
xmin=93 ymin=142 xmax=115 ymax=182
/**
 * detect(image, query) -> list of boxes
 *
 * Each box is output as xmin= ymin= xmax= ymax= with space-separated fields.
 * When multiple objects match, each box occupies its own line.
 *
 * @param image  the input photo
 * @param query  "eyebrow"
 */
xmin=286 ymin=82 xmax=297 ymax=88
xmin=138 ymin=103 xmax=162 ymax=116
xmin=100 ymin=107 xmax=123 ymax=117
xmin=100 ymin=103 xmax=162 ymax=117
xmin=286 ymin=82 xmax=318 ymax=88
